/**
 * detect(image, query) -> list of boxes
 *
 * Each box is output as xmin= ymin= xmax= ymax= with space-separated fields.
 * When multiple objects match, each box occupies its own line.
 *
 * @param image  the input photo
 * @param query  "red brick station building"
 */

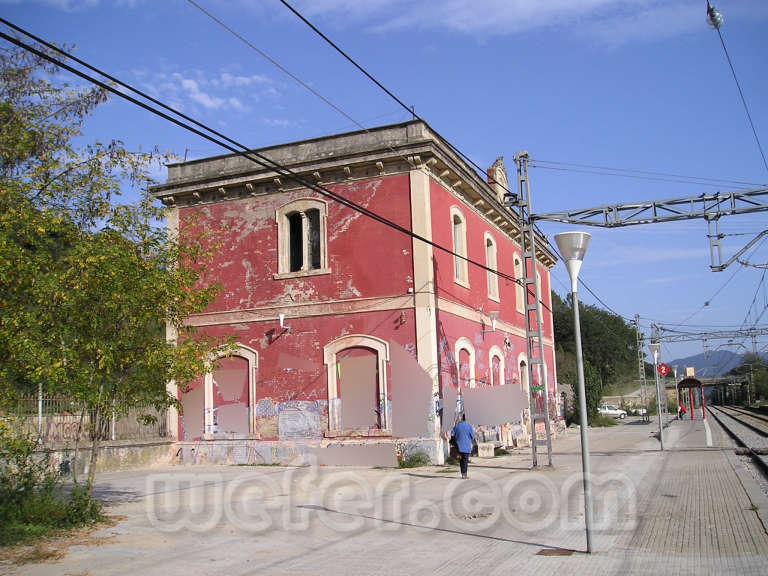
xmin=152 ymin=121 xmax=559 ymax=465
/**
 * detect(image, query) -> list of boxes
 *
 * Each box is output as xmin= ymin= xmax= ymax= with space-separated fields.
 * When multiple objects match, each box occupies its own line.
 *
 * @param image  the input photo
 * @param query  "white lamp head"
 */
xmin=648 ymin=342 xmax=661 ymax=363
xmin=489 ymin=311 xmax=499 ymax=331
xmin=554 ymin=231 xmax=591 ymax=292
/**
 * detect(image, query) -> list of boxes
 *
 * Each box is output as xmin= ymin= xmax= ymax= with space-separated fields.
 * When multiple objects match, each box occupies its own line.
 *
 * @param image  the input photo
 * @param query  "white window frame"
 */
xmin=489 ymin=345 xmax=505 ymax=386
xmin=203 ymin=344 xmax=258 ymax=438
xmin=454 ymin=336 xmax=476 ymax=389
xmin=450 ymin=206 xmax=469 ymax=288
xmin=275 ymin=197 xmax=330 ymax=279
xmin=485 ymin=232 xmax=499 ymax=301
xmin=514 ymin=255 xmax=524 ymax=314
xmin=323 ymin=334 xmax=390 ymax=434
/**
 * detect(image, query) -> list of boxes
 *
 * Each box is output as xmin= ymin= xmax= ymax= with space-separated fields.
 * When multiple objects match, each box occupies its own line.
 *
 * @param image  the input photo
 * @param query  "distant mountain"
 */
xmin=667 ymin=350 xmax=742 ymax=378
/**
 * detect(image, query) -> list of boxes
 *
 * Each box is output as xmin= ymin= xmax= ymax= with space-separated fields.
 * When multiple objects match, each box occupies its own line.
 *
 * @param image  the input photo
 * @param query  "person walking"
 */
xmin=451 ymin=413 xmax=475 ymax=479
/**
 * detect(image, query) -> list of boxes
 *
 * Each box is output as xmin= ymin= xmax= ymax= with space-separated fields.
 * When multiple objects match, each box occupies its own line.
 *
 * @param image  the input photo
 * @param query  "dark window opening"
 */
xmin=307 ymin=209 xmax=321 ymax=270
xmin=288 ymin=212 xmax=303 ymax=272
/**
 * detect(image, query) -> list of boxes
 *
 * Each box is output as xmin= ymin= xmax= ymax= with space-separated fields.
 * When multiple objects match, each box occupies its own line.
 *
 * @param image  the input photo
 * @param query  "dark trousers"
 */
xmin=460 ymin=452 xmax=469 ymax=476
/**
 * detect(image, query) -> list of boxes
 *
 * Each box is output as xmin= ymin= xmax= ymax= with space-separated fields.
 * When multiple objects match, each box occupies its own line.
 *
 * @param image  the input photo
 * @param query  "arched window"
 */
xmin=324 ymin=334 xmax=390 ymax=433
xmin=485 ymin=232 xmax=499 ymax=300
xmin=450 ymin=207 xmax=468 ymax=286
xmin=514 ymin=255 xmax=524 ymax=314
xmin=489 ymin=345 xmax=505 ymax=386
xmin=454 ymin=337 xmax=475 ymax=389
xmin=518 ymin=353 xmax=529 ymax=395
xmin=275 ymin=198 xmax=329 ymax=278
xmin=180 ymin=345 xmax=258 ymax=441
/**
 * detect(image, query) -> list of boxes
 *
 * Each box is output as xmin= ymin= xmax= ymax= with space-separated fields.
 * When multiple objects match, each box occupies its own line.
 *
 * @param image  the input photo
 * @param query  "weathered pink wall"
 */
xmin=178 ymin=174 xmax=415 ymax=310
xmin=428 ymin=179 xmax=552 ymax=339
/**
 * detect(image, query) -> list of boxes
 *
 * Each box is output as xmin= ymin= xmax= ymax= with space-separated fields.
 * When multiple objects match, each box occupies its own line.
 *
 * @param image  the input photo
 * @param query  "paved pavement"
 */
xmin=4 ymin=415 xmax=768 ymax=575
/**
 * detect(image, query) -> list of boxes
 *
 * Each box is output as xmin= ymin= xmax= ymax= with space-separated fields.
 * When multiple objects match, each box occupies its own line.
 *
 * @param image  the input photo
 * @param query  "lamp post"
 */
xmin=554 ymin=231 xmax=594 ymax=554
xmin=648 ymin=342 xmax=664 ymax=450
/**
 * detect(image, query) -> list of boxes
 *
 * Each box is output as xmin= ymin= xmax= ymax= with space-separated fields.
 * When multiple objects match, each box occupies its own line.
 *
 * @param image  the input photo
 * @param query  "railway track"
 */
xmin=716 ymin=406 xmax=768 ymax=437
xmin=707 ymin=405 xmax=768 ymax=476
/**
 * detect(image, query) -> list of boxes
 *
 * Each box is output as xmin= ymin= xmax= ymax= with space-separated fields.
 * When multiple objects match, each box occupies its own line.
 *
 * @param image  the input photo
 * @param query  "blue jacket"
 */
xmin=451 ymin=420 xmax=475 ymax=454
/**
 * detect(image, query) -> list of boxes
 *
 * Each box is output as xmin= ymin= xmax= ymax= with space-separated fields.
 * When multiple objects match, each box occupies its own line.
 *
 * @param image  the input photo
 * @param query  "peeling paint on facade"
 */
xmin=153 ymin=121 xmax=558 ymax=465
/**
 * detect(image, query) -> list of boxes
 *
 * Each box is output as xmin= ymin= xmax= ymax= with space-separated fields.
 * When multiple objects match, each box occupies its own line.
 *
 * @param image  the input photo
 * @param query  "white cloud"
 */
xmin=262 ymin=117 xmax=296 ymax=128
xmin=129 ymin=66 xmax=277 ymax=116
xmin=284 ymin=0 xmax=768 ymax=44
xmin=0 ymin=0 xmax=138 ymax=10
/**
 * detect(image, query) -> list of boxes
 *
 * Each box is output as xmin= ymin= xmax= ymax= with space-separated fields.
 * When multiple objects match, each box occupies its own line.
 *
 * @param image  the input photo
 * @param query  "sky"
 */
xmin=2 ymin=0 xmax=768 ymax=367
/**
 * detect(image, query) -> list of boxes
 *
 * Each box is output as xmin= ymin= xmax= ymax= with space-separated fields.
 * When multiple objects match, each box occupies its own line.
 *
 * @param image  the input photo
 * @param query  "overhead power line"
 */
xmin=706 ymin=1 xmax=768 ymax=175
xmin=204 ymin=0 xmax=704 ymax=331
xmin=0 ymin=22 xmax=554 ymax=315
xmin=529 ymin=159 xmax=765 ymax=188
xmin=529 ymin=163 xmax=758 ymax=190
xmin=271 ymin=0 xmax=518 ymax=199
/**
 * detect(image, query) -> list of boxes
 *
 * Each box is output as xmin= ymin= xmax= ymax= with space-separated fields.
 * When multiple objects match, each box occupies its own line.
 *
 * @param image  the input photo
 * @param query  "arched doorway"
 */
xmin=324 ymin=334 xmax=390 ymax=433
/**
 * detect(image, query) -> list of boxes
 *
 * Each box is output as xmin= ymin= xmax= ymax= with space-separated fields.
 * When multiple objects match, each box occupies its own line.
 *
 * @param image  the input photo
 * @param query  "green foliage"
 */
xmin=0 ymin=421 xmax=102 ymax=546
xmin=0 ymin=41 xmax=233 ymax=492
xmin=726 ymin=353 xmax=768 ymax=402
xmin=553 ymin=291 xmax=640 ymax=404
xmin=567 ymin=358 xmax=602 ymax=424
xmin=590 ymin=413 xmax=618 ymax=427
xmin=397 ymin=447 xmax=431 ymax=468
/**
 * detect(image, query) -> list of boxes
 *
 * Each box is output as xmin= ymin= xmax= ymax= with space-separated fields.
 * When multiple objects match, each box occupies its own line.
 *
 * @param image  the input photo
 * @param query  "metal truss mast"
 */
xmin=531 ymin=187 xmax=768 ymax=271
xmin=511 ymin=151 xmax=553 ymax=467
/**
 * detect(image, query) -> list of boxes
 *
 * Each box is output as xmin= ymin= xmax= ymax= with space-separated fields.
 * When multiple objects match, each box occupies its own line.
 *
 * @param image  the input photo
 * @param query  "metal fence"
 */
xmin=7 ymin=395 xmax=168 ymax=445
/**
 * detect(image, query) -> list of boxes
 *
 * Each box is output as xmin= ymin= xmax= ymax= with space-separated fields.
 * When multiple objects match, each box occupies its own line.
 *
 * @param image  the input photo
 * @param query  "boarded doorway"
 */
xmin=212 ymin=355 xmax=250 ymax=435
xmin=337 ymin=347 xmax=381 ymax=429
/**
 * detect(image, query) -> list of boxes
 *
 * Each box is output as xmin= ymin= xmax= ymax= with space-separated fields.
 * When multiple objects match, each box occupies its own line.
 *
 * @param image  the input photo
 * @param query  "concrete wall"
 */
xmin=46 ymin=440 xmax=174 ymax=477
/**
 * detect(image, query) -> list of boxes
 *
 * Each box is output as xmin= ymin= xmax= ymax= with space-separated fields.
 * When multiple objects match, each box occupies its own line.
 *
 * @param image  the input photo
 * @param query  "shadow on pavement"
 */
xmin=296 ymin=504 xmax=584 ymax=555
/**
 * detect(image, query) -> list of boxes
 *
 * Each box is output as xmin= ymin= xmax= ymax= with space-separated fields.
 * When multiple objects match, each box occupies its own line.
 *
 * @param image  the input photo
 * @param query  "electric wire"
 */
xmin=709 ymin=6 xmax=768 ymax=176
xmin=528 ymin=164 xmax=754 ymax=190
xmin=740 ymin=266 xmax=768 ymax=330
xmin=211 ymin=0 xmax=766 ymax=335
xmin=0 ymin=23 xmax=555 ymax=315
xmin=272 ymin=0 xmax=521 ymax=198
xmin=529 ymin=159 xmax=765 ymax=188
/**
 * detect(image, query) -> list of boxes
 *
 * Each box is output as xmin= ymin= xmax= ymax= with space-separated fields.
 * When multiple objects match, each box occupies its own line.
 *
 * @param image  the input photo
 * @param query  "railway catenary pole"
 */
xmin=635 ymin=315 xmax=649 ymax=421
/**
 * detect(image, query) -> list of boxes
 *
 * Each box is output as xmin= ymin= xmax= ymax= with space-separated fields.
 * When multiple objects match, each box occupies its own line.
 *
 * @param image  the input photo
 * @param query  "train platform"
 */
xmin=5 ymin=415 xmax=768 ymax=576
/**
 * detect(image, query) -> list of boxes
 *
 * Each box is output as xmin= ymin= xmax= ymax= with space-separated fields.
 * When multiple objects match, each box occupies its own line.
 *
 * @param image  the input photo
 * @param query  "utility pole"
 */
xmin=649 ymin=324 xmax=664 ymax=450
xmin=635 ymin=314 xmax=649 ymax=421
xmin=512 ymin=151 xmax=553 ymax=468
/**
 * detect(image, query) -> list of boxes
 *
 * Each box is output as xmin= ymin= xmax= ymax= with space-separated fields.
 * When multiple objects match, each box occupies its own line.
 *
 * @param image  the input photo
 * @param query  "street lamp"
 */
xmin=648 ymin=342 xmax=664 ymax=450
xmin=554 ymin=231 xmax=594 ymax=554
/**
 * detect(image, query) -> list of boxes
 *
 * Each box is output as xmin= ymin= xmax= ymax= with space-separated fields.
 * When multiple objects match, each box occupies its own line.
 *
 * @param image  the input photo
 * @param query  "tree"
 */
xmin=726 ymin=353 xmax=768 ymax=403
xmin=552 ymin=291 xmax=639 ymax=396
xmin=1 ymin=40 xmax=229 ymax=493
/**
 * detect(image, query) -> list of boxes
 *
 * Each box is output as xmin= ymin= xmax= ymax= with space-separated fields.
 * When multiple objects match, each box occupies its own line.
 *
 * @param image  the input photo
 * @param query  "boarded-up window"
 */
xmin=486 ymin=235 xmax=498 ymax=298
xmin=452 ymin=212 xmax=467 ymax=282
xmin=492 ymin=355 xmax=501 ymax=387
xmin=181 ymin=376 xmax=205 ymax=441
xmin=212 ymin=356 xmax=250 ymax=435
xmin=459 ymin=348 xmax=472 ymax=389
xmin=337 ymin=347 xmax=381 ymax=429
xmin=514 ymin=256 xmax=524 ymax=314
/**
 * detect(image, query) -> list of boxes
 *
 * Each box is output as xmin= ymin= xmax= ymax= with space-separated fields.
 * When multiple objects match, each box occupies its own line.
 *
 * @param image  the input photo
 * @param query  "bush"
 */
xmin=0 ymin=421 xmax=103 ymax=546
xmin=397 ymin=450 xmax=431 ymax=469
xmin=589 ymin=414 xmax=618 ymax=427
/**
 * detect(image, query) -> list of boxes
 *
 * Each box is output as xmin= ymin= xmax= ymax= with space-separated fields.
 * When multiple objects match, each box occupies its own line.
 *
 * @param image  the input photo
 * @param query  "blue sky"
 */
xmin=3 ymin=0 xmax=768 ymax=366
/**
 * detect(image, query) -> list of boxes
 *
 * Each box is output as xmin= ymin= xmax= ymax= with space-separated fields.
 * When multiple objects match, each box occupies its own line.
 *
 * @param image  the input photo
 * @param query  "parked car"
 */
xmin=598 ymin=404 xmax=627 ymax=419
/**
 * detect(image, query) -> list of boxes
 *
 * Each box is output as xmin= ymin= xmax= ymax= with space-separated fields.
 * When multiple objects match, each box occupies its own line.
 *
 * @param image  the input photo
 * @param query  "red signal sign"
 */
xmin=657 ymin=363 xmax=670 ymax=377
